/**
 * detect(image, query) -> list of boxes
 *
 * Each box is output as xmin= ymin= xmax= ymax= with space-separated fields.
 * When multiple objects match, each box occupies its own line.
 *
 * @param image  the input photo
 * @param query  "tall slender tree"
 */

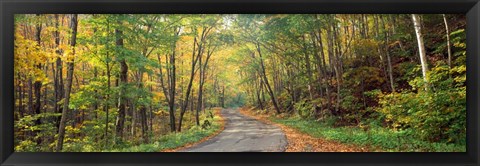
xmin=56 ymin=14 xmax=78 ymax=152
xmin=411 ymin=14 xmax=429 ymax=87
xmin=442 ymin=14 xmax=452 ymax=68
xmin=115 ymin=15 xmax=128 ymax=141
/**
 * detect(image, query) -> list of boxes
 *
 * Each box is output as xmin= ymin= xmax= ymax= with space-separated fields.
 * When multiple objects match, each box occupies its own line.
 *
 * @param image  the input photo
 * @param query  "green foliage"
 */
xmin=375 ymin=24 xmax=466 ymax=145
xmin=271 ymin=116 xmax=465 ymax=152
xmin=350 ymin=39 xmax=381 ymax=66
xmin=109 ymin=111 xmax=222 ymax=152
xmin=339 ymin=90 xmax=362 ymax=114
xmin=15 ymin=140 xmax=38 ymax=152
xmin=377 ymin=64 xmax=466 ymax=143
xmin=20 ymin=109 xmax=224 ymax=152
xmin=340 ymin=66 xmax=385 ymax=124
xmin=294 ymin=99 xmax=315 ymax=119
xmin=15 ymin=112 xmax=61 ymax=152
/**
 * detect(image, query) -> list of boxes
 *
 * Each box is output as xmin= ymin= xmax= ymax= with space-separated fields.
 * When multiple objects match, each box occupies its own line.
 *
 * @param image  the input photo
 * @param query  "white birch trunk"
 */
xmin=412 ymin=14 xmax=429 ymax=86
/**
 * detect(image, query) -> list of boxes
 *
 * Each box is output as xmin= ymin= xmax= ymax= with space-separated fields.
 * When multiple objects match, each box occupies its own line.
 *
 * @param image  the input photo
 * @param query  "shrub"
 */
xmin=376 ymin=64 xmax=466 ymax=143
xmin=15 ymin=140 xmax=37 ymax=152
xmin=294 ymin=99 xmax=315 ymax=119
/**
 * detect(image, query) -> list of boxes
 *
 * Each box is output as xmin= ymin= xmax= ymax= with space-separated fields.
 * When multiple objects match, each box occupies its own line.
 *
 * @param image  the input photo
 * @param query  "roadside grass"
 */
xmin=270 ymin=116 xmax=466 ymax=152
xmin=107 ymin=110 xmax=223 ymax=152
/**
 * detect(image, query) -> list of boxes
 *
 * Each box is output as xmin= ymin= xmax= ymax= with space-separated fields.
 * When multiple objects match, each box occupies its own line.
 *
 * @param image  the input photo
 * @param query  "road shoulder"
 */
xmin=239 ymin=107 xmax=370 ymax=152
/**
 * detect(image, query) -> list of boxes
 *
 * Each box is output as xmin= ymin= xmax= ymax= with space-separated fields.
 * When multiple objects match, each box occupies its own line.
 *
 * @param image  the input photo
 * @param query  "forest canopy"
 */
xmin=14 ymin=14 xmax=466 ymax=152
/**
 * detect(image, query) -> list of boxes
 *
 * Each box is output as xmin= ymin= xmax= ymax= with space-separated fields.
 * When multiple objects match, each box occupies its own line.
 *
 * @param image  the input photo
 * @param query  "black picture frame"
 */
xmin=1 ymin=0 xmax=479 ymax=166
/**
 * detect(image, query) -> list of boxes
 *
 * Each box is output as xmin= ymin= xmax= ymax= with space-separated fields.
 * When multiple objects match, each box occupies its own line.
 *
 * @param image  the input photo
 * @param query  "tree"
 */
xmin=442 ymin=14 xmax=452 ymax=68
xmin=411 ymin=14 xmax=429 ymax=87
xmin=56 ymin=14 xmax=78 ymax=152
xmin=381 ymin=15 xmax=396 ymax=92
xmin=255 ymin=42 xmax=281 ymax=114
xmin=178 ymin=24 xmax=211 ymax=132
xmin=53 ymin=14 xmax=65 ymax=131
xmin=196 ymin=40 xmax=215 ymax=125
xmin=32 ymin=14 xmax=43 ymax=145
xmin=235 ymin=15 xmax=282 ymax=114
xmin=155 ymin=16 xmax=183 ymax=133
xmin=115 ymin=15 xmax=128 ymax=141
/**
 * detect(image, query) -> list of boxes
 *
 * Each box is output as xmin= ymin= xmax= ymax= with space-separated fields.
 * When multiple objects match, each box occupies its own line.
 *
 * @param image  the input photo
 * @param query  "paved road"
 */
xmin=180 ymin=108 xmax=287 ymax=152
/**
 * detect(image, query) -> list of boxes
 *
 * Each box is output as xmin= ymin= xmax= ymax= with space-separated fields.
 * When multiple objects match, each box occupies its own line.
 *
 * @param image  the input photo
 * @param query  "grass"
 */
xmin=107 ymin=111 xmax=223 ymax=152
xmin=270 ymin=116 xmax=466 ymax=152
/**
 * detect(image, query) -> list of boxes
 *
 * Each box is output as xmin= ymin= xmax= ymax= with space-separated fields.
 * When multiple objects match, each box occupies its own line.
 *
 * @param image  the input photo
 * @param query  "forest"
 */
xmin=14 ymin=14 xmax=466 ymax=152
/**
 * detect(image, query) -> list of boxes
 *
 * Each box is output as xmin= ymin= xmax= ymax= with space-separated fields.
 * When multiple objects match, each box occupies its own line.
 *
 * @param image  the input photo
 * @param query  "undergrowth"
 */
xmin=270 ymin=116 xmax=466 ymax=152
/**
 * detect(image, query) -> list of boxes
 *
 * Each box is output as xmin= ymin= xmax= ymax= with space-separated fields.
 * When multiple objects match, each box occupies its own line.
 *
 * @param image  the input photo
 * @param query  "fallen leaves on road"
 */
xmin=239 ymin=107 xmax=371 ymax=152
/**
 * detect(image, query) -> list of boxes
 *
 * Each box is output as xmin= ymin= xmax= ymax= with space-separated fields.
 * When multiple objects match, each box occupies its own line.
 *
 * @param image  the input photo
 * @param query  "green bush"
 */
xmin=376 ymin=64 xmax=466 ymax=144
xmin=15 ymin=140 xmax=38 ymax=152
xmin=294 ymin=99 xmax=315 ymax=119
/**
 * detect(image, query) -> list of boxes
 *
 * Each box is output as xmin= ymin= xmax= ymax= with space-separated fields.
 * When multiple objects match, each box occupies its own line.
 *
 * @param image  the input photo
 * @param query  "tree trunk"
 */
xmin=162 ymin=27 xmax=180 ymax=133
xmin=104 ymin=50 xmax=111 ymax=147
xmin=256 ymin=42 xmax=281 ymax=114
xmin=168 ymin=50 xmax=176 ymax=132
xmin=302 ymin=35 xmax=314 ymax=100
xmin=103 ymin=16 xmax=112 ymax=148
xmin=28 ymin=82 xmax=34 ymax=116
xmin=178 ymin=34 xmax=202 ymax=132
xmin=56 ymin=14 xmax=78 ymax=152
xmin=140 ymin=106 xmax=148 ymax=143
xmin=196 ymin=44 xmax=214 ymax=126
xmin=442 ymin=14 xmax=452 ymax=68
xmin=255 ymin=75 xmax=264 ymax=110
xmin=221 ymin=86 xmax=225 ymax=108
xmin=18 ymin=78 xmax=24 ymax=119
xmin=381 ymin=16 xmax=396 ymax=92
xmin=196 ymin=48 xmax=203 ymax=126
xmin=129 ymin=100 xmax=135 ymax=138
xmin=314 ymin=29 xmax=331 ymax=111
xmin=115 ymin=16 xmax=127 ymax=141
xmin=411 ymin=14 xmax=429 ymax=87
xmin=33 ymin=14 xmax=43 ymax=145
xmin=327 ymin=16 xmax=341 ymax=115
xmin=149 ymin=76 xmax=154 ymax=136
xmin=54 ymin=14 xmax=65 ymax=132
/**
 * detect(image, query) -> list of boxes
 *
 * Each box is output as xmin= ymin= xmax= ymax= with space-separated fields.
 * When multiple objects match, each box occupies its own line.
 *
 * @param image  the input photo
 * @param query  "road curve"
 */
xmin=180 ymin=108 xmax=287 ymax=152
